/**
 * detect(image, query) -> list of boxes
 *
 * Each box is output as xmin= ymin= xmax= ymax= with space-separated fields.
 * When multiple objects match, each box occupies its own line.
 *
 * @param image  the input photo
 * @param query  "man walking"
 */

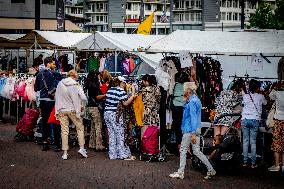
xmin=55 ymin=70 xmax=88 ymax=160
xmin=169 ymin=82 xmax=216 ymax=179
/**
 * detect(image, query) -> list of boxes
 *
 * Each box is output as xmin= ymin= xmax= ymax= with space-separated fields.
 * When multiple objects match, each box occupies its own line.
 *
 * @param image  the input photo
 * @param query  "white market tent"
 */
xmin=147 ymin=30 xmax=284 ymax=56
xmin=75 ymin=32 xmax=166 ymax=69
xmin=1 ymin=30 xmax=92 ymax=49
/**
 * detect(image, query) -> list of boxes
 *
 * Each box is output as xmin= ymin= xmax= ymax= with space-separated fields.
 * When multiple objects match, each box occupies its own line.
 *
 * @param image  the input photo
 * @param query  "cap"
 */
xmin=118 ymin=76 xmax=126 ymax=83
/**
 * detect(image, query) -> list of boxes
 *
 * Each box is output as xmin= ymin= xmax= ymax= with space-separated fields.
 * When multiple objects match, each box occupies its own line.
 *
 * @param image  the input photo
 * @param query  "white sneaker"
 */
xmin=78 ymin=149 xmax=88 ymax=158
xmin=204 ymin=169 xmax=216 ymax=179
xmin=268 ymin=165 xmax=280 ymax=172
xmin=169 ymin=172 xmax=184 ymax=179
xmin=62 ymin=154 xmax=68 ymax=160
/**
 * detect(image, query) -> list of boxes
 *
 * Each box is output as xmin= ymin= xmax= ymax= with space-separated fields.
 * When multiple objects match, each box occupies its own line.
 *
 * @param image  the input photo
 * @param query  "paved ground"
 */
xmin=0 ymin=123 xmax=283 ymax=189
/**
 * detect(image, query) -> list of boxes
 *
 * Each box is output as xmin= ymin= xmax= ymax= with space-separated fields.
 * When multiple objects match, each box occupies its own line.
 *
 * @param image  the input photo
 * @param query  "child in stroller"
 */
xmin=191 ymin=113 xmax=242 ymax=173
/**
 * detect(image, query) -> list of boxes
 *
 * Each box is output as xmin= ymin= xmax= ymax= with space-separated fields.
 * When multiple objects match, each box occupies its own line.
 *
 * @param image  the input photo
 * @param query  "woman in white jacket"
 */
xmin=55 ymin=70 xmax=88 ymax=160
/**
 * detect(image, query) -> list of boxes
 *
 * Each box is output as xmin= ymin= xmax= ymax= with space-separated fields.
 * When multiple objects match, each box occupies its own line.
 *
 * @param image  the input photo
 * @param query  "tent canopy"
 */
xmin=147 ymin=30 xmax=284 ymax=55
xmin=75 ymin=32 xmax=165 ymax=69
xmin=75 ymin=32 xmax=165 ymax=51
xmin=0 ymin=30 xmax=92 ymax=49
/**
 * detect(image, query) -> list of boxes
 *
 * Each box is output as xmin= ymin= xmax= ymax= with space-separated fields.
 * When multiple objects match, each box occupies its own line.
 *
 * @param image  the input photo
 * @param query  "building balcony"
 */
xmin=85 ymin=9 xmax=108 ymax=14
xmin=173 ymin=7 xmax=202 ymax=11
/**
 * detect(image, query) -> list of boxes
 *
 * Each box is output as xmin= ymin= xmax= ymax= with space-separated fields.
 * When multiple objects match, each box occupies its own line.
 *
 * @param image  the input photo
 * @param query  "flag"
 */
xmin=160 ymin=13 xmax=168 ymax=23
xmin=137 ymin=12 xmax=154 ymax=35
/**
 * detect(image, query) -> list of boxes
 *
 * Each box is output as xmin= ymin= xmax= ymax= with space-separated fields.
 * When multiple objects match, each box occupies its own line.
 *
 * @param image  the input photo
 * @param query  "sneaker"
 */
xmin=169 ymin=172 xmax=184 ymax=179
xmin=268 ymin=165 xmax=280 ymax=172
xmin=78 ymin=149 xmax=88 ymax=158
xmin=251 ymin=164 xmax=258 ymax=169
xmin=204 ymin=170 xmax=216 ymax=179
xmin=62 ymin=154 xmax=68 ymax=160
xmin=242 ymin=163 xmax=249 ymax=167
xmin=124 ymin=156 xmax=136 ymax=161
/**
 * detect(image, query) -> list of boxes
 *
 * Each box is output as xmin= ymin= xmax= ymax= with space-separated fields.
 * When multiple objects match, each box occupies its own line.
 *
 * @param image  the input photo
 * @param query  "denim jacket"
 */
xmin=181 ymin=95 xmax=202 ymax=134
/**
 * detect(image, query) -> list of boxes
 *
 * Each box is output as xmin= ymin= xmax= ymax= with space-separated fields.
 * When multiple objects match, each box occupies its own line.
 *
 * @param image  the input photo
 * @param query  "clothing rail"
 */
xmin=229 ymin=75 xmax=280 ymax=80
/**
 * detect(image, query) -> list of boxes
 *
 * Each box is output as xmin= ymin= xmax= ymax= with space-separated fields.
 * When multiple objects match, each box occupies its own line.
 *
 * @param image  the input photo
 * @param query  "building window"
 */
xmin=191 ymin=0 xmax=195 ymax=7
xmin=233 ymin=12 xmax=238 ymax=20
xmin=133 ymin=3 xmax=139 ymax=11
xmin=42 ymin=0 xmax=55 ymax=5
xmin=227 ymin=12 xmax=232 ymax=20
xmin=185 ymin=1 xmax=190 ymax=8
xmin=227 ymin=0 xmax=231 ymax=8
xmin=191 ymin=13 xmax=194 ymax=21
xmin=126 ymin=3 xmax=132 ymax=10
xmin=196 ymin=13 xmax=201 ymax=21
xmin=221 ymin=12 xmax=226 ymax=20
xmin=146 ymin=4 xmax=151 ymax=11
xmin=196 ymin=1 xmax=201 ymax=8
xmin=221 ymin=0 xmax=226 ymax=7
xmin=11 ymin=0 xmax=25 ymax=3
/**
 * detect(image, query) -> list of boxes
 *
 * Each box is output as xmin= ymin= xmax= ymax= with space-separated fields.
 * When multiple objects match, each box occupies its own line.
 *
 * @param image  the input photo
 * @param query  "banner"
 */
xmin=56 ymin=0 xmax=65 ymax=32
xmin=137 ymin=12 xmax=154 ymax=35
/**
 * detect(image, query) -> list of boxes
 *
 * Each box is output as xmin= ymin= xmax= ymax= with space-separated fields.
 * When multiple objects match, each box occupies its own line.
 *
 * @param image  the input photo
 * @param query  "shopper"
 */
xmin=241 ymin=79 xmax=267 ymax=168
xmin=171 ymin=72 xmax=188 ymax=154
xmin=104 ymin=76 xmax=136 ymax=160
xmin=169 ymin=82 xmax=216 ymax=180
xmin=34 ymin=56 xmax=61 ymax=151
xmin=268 ymin=82 xmax=284 ymax=172
xmin=55 ymin=70 xmax=88 ymax=160
xmin=85 ymin=70 xmax=105 ymax=151
xmin=214 ymin=79 xmax=244 ymax=136
xmin=141 ymin=74 xmax=161 ymax=136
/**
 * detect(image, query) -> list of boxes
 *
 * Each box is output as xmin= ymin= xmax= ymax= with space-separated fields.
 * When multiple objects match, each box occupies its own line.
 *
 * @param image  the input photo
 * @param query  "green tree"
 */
xmin=249 ymin=0 xmax=284 ymax=29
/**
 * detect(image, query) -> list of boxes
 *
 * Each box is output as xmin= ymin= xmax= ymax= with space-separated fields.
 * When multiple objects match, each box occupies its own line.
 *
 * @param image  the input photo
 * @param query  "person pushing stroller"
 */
xmin=169 ymin=82 xmax=216 ymax=180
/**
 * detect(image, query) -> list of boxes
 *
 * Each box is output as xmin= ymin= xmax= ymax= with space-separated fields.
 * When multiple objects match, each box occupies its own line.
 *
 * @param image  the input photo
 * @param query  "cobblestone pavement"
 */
xmin=0 ymin=123 xmax=283 ymax=189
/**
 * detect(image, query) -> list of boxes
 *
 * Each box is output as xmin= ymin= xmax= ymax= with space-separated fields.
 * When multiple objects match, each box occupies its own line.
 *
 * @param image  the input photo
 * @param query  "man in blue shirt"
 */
xmin=169 ymin=82 xmax=216 ymax=180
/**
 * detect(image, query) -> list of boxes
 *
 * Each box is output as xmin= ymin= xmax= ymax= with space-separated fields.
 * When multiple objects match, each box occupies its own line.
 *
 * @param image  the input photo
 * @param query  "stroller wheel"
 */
xmin=158 ymin=157 xmax=165 ymax=162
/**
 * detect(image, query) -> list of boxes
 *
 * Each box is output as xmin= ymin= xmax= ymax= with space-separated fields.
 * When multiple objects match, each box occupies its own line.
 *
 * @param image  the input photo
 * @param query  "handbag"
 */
xmin=266 ymin=102 xmax=276 ymax=128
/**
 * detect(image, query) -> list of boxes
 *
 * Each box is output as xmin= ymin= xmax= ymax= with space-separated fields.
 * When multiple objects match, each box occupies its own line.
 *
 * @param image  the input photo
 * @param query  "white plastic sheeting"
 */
xmin=147 ymin=30 xmax=284 ymax=55
xmin=75 ymin=32 xmax=165 ymax=51
xmin=35 ymin=30 xmax=92 ymax=48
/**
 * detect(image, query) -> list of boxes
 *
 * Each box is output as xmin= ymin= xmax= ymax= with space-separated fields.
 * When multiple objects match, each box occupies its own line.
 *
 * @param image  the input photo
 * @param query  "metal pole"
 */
xmin=114 ymin=51 xmax=117 ymax=76
xmin=241 ymin=0 xmax=245 ymax=29
xmin=16 ymin=49 xmax=19 ymax=74
xmin=139 ymin=0 xmax=144 ymax=23
xmin=169 ymin=0 xmax=174 ymax=33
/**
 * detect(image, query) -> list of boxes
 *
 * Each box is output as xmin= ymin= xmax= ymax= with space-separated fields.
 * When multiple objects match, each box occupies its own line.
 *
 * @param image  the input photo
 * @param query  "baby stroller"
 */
xmin=191 ymin=113 xmax=242 ymax=173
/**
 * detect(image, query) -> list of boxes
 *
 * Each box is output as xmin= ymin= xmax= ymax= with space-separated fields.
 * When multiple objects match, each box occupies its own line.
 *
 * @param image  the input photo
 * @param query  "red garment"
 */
xmin=129 ymin=58 xmax=135 ymax=72
xmin=100 ymin=84 xmax=109 ymax=95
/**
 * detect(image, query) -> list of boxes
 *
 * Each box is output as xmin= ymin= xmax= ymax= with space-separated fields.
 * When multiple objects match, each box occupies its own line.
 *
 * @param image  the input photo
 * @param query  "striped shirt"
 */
xmin=105 ymin=87 xmax=127 ymax=112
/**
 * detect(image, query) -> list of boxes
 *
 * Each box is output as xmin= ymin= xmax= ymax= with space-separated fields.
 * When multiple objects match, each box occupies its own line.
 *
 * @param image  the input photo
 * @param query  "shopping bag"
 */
xmin=47 ymin=106 xmax=60 ymax=125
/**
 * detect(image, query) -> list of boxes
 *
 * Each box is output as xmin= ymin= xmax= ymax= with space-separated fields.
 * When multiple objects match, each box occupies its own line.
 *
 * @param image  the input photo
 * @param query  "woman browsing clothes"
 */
xmin=85 ymin=70 xmax=106 ymax=151
xmin=268 ymin=82 xmax=284 ymax=172
xmin=104 ymin=76 xmax=137 ymax=160
xmin=241 ymin=79 xmax=267 ymax=168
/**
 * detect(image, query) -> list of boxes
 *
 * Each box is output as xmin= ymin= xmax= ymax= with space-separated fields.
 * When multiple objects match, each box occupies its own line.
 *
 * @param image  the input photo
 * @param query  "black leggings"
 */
xmin=39 ymin=101 xmax=55 ymax=142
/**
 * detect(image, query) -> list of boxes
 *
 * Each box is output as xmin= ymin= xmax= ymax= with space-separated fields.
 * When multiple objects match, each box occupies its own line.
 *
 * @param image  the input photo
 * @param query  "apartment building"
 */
xmin=219 ymin=0 xmax=276 ymax=30
xmin=0 ymin=0 xmax=80 ymax=33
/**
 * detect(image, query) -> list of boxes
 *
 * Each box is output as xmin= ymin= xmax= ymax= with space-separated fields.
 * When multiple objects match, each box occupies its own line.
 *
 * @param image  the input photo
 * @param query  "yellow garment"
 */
xmin=137 ymin=12 xmax=154 ymax=35
xmin=133 ymin=94 xmax=144 ymax=127
xmin=125 ymin=83 xmax=131 ymax=94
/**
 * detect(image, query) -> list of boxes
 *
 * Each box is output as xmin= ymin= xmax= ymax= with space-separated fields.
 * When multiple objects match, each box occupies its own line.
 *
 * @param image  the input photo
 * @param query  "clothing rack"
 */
xmin=229 ymin=75 xmax=279 ymax=80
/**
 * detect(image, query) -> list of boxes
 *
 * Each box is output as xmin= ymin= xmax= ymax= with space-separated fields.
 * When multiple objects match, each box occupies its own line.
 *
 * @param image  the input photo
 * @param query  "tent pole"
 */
xmin=16 ymin=49 xmax=19 ymax=123
xmin=115 ymin=50 xmax=117 ymax=76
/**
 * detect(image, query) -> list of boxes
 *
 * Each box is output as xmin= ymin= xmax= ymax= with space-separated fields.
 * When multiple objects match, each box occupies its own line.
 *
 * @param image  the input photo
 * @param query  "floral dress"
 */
xmin=214 ymin=90 xmax=242 ymax=126
xmin=142 ymin=86 xmax=161 ymax=125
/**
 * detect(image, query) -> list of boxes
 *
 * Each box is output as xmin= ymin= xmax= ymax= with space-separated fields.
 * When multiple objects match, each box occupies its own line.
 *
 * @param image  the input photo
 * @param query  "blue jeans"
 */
xmin=241 ymin=119 xmax=259 ymax=165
